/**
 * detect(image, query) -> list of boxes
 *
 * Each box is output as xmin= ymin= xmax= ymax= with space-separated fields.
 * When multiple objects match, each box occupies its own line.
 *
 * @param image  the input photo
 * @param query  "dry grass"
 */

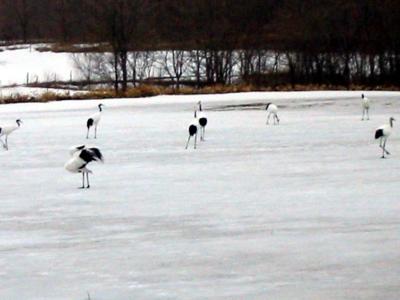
xmin=36 ymin=43 xmax=111 ymax=53
xmin=1 ymin=83 xmax=399 ymax=105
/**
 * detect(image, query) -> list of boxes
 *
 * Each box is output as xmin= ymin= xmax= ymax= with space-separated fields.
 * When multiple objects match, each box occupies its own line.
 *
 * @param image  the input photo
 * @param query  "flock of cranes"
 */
xmin=0 ymin=94 xmax=396 ymax=188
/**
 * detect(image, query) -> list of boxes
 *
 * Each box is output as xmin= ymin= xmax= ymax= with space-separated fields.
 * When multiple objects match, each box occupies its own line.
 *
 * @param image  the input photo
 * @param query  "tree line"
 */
xmin=1 ymin=0 xmax=400 ymax=91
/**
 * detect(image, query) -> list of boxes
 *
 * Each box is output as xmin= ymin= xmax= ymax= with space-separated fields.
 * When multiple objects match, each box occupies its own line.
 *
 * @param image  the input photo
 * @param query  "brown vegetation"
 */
xmin=1 ymin=83 xmax=398 ymax=105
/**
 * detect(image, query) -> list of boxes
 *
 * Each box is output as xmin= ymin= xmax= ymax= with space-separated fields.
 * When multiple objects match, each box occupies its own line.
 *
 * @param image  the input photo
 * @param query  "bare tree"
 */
xmin=163 ymin=50 xmax=190 ymax=89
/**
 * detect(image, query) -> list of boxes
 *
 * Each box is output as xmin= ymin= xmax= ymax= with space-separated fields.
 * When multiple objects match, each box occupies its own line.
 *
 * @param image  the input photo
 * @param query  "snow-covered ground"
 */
xmin=0 ymin=45 xmax=83 ymax=98
xmin=0 ymin=45 xmax=77 ymax=86
xmin=0 ymin=91 xmax=400 ymax=300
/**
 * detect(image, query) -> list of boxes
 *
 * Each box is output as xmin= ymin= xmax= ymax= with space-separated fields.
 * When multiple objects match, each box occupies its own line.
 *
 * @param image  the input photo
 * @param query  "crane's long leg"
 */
xmin=0 ymin=138 xmax=6 ymax=149
xmin=86 ymin=172 xmax=90 ymax=188
xmin=266 ymin=113 xmax=271 ymax=125
xmin=5 ymin=136 xmax=8 ymax=150
xmin=275 ymin=114 xmax=280 ymax=125
xmin=94 ymin=125 xmax=97 ymax=139
xmin=194 ymin=133 xmax=197 ymax=149
xmin=80 ymin=172 xmax=85 ymax=188
xmin=379 ymin=138 xmax=390 ymax=155
xmin=203 ymin=127 xmax=206 ymax=141
xmin=367 ymin=108 xmax=370 ymax=120
xmin=185 ymin=136 xmax=191 ymax=149
xmin=86 ymin=127 xmax=90 ymax=139
xmin=362 ymin=109 xmax=365 ymax=120
xmin=383 ymin=138 xmax=390 ymax=155
xmin=381 ymin=138 xmax=387 ymax=158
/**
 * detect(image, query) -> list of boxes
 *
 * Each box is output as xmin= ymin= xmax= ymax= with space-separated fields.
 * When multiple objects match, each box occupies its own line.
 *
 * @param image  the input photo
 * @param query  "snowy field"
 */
xmin=0 ymin=91 xmax=400 ymax=300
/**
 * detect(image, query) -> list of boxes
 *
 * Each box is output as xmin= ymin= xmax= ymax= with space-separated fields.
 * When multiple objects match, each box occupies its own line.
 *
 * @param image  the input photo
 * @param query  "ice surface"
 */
xmin=0 ymin=91 xmax=400 ymax=300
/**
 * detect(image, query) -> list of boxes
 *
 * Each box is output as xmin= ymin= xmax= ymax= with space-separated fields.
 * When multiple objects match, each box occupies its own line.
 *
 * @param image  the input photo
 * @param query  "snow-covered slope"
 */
xmin=0 ymin=91 xmax=399 ymax=299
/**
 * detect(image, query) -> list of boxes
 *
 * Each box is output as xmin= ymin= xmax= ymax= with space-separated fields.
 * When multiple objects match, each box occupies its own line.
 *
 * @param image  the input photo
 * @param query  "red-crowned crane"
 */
xmin=65 ymin=145 xmax=104 ymax=188
xmin=266 ymin=103 xmax=279 ymax=125
xmin=197 ymin=101 xmax=208 ymax=141
xmin=375 ymin=117 xmax=395 ymax=158
xmin=361 ymin=94 xmax=370 ymax=121
xmin=0 ymin=119 xmax=22 ymax=150
xmin=185 ymin=110 xmax=198 ymax=149
xmin=86 ymin=104 xmax=104 ymax=139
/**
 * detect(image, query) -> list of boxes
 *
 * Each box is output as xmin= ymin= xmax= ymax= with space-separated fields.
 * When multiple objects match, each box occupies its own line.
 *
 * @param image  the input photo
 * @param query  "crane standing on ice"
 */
xmin=266 ymin=103 xmax=279 ymax=125
xmin=64 ymin=145 xmax=104 ymax=188
xmin=185 ymin=109 xmax=198 ymax=149
xmin=86 ymin=104 xmax=104 ymax=139
xmin=0 ymin=119 xmax=22 ymax=150
xmin=375 ymin=117 xmax=395 ymax=158
xmin=197 ymin=101 xmax=208 ymax=141
xmin=361 ymin=94 xmax=370 ymax=120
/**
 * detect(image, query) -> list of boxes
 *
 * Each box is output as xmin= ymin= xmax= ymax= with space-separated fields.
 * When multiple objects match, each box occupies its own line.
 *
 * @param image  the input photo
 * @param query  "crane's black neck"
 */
xmin=199 ymin=103 xmax=202 ymax=111
xmin=390 ymin=119 xmax=394 ymax=127
xmin=99 ymin=106 xmax=102 ymax=112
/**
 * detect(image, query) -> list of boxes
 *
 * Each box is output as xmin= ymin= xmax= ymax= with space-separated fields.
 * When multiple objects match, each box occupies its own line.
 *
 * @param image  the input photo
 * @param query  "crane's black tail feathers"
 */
xmin=375 ymin=129 xmax=384 ymax=139
xmin=189 ymin=125 xmax=197 ymax=136
xmin=87 ymin=118 xmax=94 ymax=128
xmin=199 ymin=118 xmax=207 ymax=127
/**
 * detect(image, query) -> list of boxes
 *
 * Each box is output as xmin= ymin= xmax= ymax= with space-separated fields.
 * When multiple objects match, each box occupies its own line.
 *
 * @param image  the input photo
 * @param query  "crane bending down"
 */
xmin=64 ymin=145 xmax=104 ymax=188
xmin=375 ymin=117 xmax=395 ymax=158
xmin=266 ymin=103 xmax=279 ymax=125
xmin=87 ymin=104 xmax=104 ymax=139
xmin=0 ymin=119 xmax=22 ymax=150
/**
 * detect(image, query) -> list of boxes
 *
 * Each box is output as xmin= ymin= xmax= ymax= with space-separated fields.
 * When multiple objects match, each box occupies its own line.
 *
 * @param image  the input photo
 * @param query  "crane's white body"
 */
xmin=266 ymin=103 xmax=279 ymax=125
xmin=86 ymin=104 xmax=104 ymax=139
xmin=197 ymin=111 xmax=207 ymax=121
xmin=0 ymin=120 xmax=22 ymax=150
xmin=361 ymin=94 xmax=370 ymax=120
xmin=65 ymin=146 xmax=90 ymax=174
xmin=90 ymin=112 xmax=101 ymax=125
xmin=375 ymin=117 xmax=395 ymax=158
xmin=64 ymin=145 xmax=104 ymax=188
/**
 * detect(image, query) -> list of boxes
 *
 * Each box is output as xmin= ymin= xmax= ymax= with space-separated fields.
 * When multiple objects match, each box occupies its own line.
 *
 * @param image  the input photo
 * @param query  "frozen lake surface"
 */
xmin=0 ymin=91 xmax=400 ymax=299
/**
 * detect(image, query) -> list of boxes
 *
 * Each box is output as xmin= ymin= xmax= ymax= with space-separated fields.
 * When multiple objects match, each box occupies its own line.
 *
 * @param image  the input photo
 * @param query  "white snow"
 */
xmin=0 ymin=91 xmax=400 ymax=300
xmin=0 ymin=45 xmax=84 ymax=98
xmin=0 ymin=46 xmax=77 ymax=86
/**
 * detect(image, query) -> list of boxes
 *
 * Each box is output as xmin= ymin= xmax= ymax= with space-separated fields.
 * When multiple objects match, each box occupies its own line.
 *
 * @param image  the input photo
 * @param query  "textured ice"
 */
xmin=0 ymin=91 xmax=399 ymax=300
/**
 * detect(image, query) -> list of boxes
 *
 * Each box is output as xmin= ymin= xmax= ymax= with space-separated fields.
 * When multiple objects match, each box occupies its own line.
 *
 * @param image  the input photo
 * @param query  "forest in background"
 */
xmin=1 ymin=0 xmax=400 ymax=93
